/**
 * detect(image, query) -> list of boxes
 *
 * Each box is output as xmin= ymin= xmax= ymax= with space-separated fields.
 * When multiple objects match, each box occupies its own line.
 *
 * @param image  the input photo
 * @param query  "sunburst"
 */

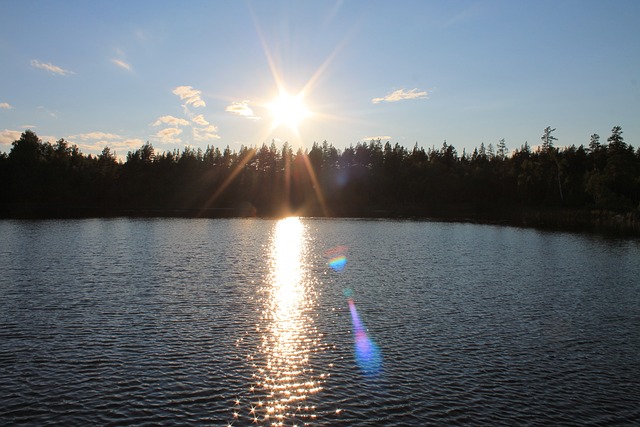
xmin=268 ymin=90 xmax=310 ymax=133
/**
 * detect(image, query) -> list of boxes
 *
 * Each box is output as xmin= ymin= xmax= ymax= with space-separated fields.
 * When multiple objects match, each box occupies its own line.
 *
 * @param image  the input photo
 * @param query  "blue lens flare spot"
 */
xmin=329 ymin=255 xmax=347 ymax=272
xmin=325 ymin=245 xmax=348 ymax=272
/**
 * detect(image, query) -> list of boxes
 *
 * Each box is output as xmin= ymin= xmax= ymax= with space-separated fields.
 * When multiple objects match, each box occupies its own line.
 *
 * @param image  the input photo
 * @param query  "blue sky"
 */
xmin=1 ymin=0 xmax=639 ymax=159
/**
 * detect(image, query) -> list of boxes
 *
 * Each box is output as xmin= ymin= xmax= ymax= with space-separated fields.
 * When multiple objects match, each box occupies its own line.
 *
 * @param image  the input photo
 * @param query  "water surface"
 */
xmin=1 ymin=218 xmax=639 ymax=426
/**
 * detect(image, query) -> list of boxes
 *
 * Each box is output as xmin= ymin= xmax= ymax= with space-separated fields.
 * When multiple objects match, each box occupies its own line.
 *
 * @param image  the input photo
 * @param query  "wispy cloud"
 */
xmin=0 ymin=102 xmax=13 ymax=110
xmin=226 ymin=100 xmax=260 ymax=120
xmin=362 ymin=135 xmax=392 ymax=142
xmin=192 ymin=125 xmax=220 ymax=141
xmin=71 ymin=131 xmax=123 ymax=141
xmin=37 ymin=106 xmax=58 ymax=118
xmin=68 ymin=132 xmax=117 ymax=151
xmin=111 ymin=58 xmax=132 ymax=71
xmin=119 ymin=138 xmax=146 ymax=150
xmin=156 ymin=87 xmax=221 ymax=143
xmin=66 ymin=132 xmax=142 ymax=157
xmin=155 ymin=127 xmax=183 ymax=143
xmin=372 ymin=88 xmax=428 ymax=104
xmin=172 ymin=86 xmax=206 ymax=108
xmin=191 ymin=114 xmax=209 ymax=126
xmin=30 ymin=59 xmax=74 ymax=76
xmin=152 ymin=115 xmax=189 ymax=127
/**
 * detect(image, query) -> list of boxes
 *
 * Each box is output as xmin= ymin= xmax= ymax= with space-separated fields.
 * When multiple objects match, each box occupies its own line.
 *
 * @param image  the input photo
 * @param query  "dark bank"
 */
xmin=2 ymin=128 xmax=639 ymax=236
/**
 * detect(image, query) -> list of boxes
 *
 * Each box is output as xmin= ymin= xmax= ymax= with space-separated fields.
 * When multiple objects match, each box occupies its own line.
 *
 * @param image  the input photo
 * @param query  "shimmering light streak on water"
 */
xmin=347 ymin=298 xmax=382 ymax=377
xmin=232 ymin=217 xmax=328 ymax=426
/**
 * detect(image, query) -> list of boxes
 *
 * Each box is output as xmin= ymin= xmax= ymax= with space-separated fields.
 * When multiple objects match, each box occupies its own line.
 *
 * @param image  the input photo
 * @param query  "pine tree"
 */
xmin=541 ymin=126 xmax=557 ymax=153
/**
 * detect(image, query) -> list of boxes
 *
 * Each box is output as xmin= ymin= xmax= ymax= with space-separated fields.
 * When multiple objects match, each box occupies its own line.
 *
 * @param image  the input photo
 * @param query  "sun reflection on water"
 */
xmin=232 ymin=217 xmax=329 ymax=426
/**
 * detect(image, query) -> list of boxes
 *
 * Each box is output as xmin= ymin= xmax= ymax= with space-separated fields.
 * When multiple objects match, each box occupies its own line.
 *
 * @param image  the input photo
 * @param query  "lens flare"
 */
xmin=328 ymin=255 xmax=347 ymax=271
xmin=325 ymin=246 xmax=348 ymax=272
xmin=325 ymin=244 xmax=382 ymax=376
xmin=347 ymin=298 xmax=382 ymax=377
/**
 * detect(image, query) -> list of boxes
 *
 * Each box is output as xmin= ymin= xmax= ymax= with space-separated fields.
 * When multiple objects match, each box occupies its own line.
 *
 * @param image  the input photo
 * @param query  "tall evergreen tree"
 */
xmin=541 ymin=126 xmax=557 ymax=152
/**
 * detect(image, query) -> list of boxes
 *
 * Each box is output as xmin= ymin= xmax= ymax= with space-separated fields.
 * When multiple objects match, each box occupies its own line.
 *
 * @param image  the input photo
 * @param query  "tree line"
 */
xmin=1 ymin=127 xmax=639 ymax=227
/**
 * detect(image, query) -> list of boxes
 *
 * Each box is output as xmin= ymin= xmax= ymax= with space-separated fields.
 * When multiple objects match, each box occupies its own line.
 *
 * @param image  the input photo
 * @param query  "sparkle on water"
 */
xmin=231 ymin=217 xmax=329 ymax=426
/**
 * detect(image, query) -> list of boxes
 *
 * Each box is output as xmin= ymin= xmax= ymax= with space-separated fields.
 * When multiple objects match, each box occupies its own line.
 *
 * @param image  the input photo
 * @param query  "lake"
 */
xmin=1 ymin=218 xmax=639 ymax=426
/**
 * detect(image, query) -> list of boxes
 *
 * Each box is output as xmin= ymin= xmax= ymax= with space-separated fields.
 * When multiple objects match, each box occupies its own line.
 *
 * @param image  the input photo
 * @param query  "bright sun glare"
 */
xmin=268 ymin=90 xmax=310 ymax=132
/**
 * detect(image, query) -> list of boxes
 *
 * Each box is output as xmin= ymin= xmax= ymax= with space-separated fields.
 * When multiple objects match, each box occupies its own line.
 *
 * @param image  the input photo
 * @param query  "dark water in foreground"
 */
xmin=1 ymin=218 xmax=639 ymax=426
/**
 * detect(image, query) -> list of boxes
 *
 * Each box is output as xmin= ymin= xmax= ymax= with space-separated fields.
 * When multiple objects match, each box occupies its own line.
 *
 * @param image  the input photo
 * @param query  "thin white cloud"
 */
xmin=0 ymin=102 xmax=13 ymax=110
xmin=192 ymin=125 xmax=220 ymax=141
xmin=70 ymin=137 xmax=144 ymax=161
xmin=172 ymin=86 xmax=206 ymax=108
xmin=21 ymin=125 xmax=37 ymax=129
xmin=71 ymin=131 xmax=123 ymax=141
xmin=155 ymin=127 xmax=183 ymax=143
xmin=152 ymin=115 xmax=190 ymax=127
xmin=37 ymin=106 xmax=58 ymax=118
xmin=362 ymin=135 xmax=392 ymax=142
xmin=192 ymin=114 xmax=209 ymax=126
xmin=120 ymin=138 xmax=146 ymax=149
xmin=89 ymin=138 xmax=142 ymax=150
xmin=226 ymin=100 xmax=260 ymax=119
xmin=372 ymin=88 xmax=428 ymax=104
xmin=30 ymin=59 xmax=74 ymax=76
xmin=111 ymin=58 xmax=132 ymax=71
xmin=134 ymin=29 xmax=147 ymax=42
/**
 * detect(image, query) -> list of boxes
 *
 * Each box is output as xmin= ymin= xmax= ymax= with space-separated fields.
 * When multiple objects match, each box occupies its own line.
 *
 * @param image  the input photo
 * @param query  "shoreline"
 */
xmin=2 ymin=204 xmax=639 ymax=237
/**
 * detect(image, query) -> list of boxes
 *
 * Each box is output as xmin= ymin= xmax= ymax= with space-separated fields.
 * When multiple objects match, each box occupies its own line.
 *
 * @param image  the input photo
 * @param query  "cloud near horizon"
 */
xmin=1 ymin=102 xmax=13 ymax=109
xmin=362 ymin=135 xmax=393 ymax=142
xmin=0 ymin=129 xmax=23 ymax=147
xmin=372 ymin=88 xmax=428 ymax=104
xmin=30 ymin=60 xmax=74 ymax=76
xmin=192 ymin=125 xmax=220 ymax=141
xmin=0 ymin=129 xmax=57 ymax=150
xmin=172 ymin=86 xmax=206 ymax=108
xmin=155 ymin=127 xmax=183 ymax=143
xmin=66 ymin=132 xmax=143 ymax=155
xmin=73 ymin=138 xmax=144 ymax=156
xmin=71 ymin=131 xmax=123 ymax=141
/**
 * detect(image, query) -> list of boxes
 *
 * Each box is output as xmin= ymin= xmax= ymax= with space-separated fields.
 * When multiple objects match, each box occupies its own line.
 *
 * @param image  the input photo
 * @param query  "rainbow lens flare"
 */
xmin=325 ymin=246 xmax=348 ymax=272
xmin=348 ymin=298 xmax=382 ymax=377
xmin=329 ymin=255 xmax=347 ymax=271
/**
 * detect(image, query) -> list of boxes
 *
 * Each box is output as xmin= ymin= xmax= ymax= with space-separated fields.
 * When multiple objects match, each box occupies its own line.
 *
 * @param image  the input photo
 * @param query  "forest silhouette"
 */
xmin=1 ymin=127 xmax=639 ymax=234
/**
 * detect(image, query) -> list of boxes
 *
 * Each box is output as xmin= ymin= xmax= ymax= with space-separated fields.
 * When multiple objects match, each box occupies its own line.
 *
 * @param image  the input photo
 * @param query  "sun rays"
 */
xmin=201 ymin=7 xmax=353 ymax=218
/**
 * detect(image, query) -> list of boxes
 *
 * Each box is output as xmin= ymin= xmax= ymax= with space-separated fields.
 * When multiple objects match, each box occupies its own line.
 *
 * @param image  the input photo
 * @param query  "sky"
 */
xmin=1 ymin=0 xmax=639 ymax=159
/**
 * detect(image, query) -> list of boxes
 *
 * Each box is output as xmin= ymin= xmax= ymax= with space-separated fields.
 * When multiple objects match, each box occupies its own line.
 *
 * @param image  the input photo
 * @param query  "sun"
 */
xmin=268 ymin=90 xmax=310 ymax=132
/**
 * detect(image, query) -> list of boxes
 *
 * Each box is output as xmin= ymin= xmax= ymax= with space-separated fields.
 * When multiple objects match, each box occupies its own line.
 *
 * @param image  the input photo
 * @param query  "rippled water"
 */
xmin=1 ymin=218 xmax=639 ymax=426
